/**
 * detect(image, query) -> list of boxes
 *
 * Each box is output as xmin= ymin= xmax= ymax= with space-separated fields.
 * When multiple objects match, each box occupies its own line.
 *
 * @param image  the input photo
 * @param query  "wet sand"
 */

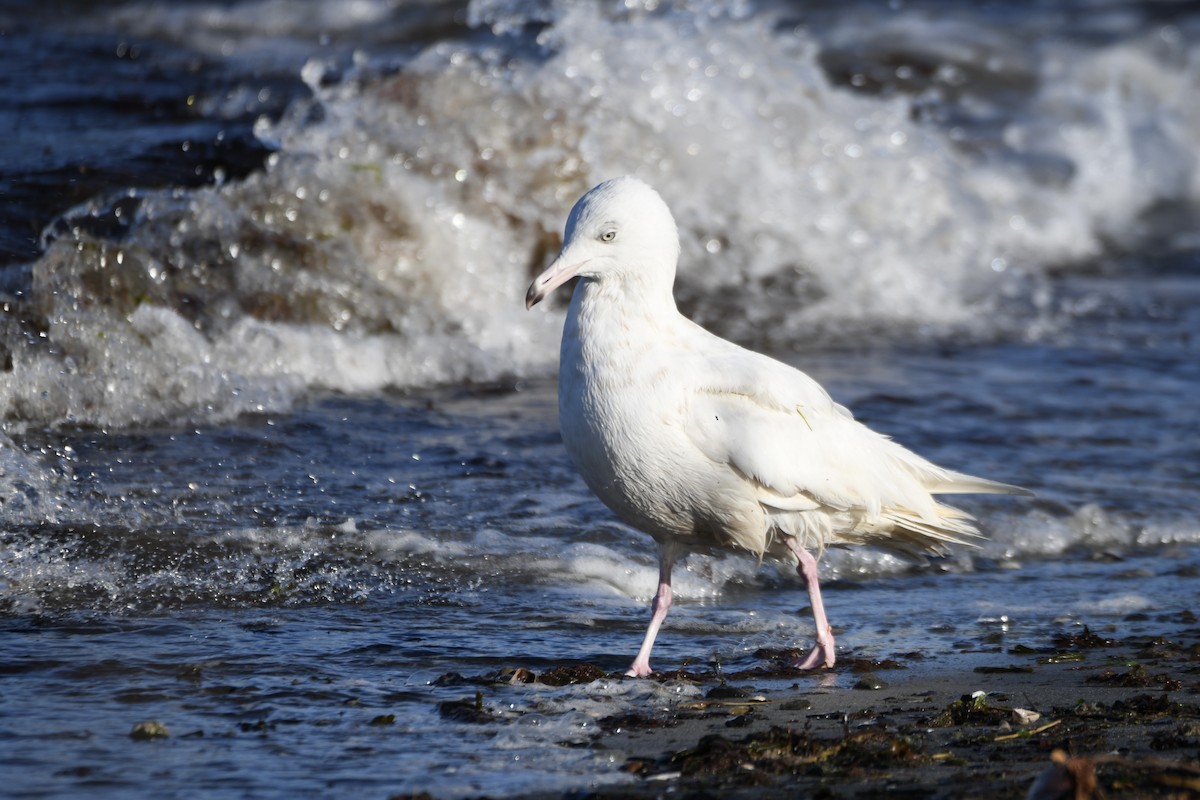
xmin=581 ymin=616 xmax=1200 ymax=799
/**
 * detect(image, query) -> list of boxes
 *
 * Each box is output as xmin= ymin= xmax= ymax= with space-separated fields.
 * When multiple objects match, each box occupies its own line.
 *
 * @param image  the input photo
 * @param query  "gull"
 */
xmin=525 ymin=176 xmax=1027 ymax=678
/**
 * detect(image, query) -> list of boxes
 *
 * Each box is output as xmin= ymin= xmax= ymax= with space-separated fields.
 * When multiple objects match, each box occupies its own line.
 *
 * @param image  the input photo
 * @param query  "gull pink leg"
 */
xmin=626 ymin=555 xmax=674 ymax=678
xmin=786 ymin=539 xmax=836 ymax=670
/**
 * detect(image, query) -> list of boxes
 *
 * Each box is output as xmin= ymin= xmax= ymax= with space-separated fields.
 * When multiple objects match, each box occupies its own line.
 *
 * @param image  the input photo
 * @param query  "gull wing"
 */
xmin=680 ymin=331 xmax=1025 ymax=540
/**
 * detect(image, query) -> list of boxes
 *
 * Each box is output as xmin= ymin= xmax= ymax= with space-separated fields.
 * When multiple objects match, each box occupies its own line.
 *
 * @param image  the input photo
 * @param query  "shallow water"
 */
xmin=4 ymin=303 xmax=1198 ymax=796
xmin=1 ymin=0 xmax=1199 ymax=797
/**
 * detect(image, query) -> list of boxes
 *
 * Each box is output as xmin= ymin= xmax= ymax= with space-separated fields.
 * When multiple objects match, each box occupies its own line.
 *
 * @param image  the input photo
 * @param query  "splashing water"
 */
xmin=1 ymin=1 xmax=1198 ymax=797
xmin=2 ymin=0 xmax=1198 ymax=429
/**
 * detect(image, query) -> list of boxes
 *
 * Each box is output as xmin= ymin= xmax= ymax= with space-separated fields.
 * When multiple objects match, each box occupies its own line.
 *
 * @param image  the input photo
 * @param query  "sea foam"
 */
xmin=3 ymin=0 xmax=1197 ymax=430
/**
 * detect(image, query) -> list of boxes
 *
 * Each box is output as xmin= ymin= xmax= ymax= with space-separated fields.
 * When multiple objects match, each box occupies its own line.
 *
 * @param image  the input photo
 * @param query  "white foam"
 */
xmin=1137 ymin=522 xmax=1200 ymax=547
xmin=1085 ymin=593 xmax=1156 ymax=616
xmin=6 ymin=0 xmax=1198 ymax=433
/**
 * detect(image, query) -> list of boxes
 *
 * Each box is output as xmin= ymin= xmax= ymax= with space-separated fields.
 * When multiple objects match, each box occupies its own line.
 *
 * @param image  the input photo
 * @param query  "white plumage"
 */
xmin=526 ymin=176 xmax=1027 ymax=677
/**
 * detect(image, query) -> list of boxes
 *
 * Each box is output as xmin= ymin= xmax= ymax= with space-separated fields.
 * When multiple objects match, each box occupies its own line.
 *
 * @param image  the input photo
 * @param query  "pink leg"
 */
xmin=626 ymin=552 xmax=675 ymax=678
xmin=785 ymin=539 xmax=836 ymax=670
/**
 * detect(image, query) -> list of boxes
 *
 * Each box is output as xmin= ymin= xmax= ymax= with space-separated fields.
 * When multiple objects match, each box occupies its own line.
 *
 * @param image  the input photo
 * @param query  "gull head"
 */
xmin=526 ymin=176 xmax=680 ymax=309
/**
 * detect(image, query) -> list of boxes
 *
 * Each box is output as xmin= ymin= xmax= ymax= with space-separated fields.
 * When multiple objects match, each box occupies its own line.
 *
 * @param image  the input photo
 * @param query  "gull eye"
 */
xmin=599 ymin=229 xmax=616 ymax=243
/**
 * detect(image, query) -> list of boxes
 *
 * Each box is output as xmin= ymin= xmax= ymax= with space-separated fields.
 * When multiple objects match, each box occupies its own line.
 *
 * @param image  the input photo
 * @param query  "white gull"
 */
xmin=525 ymin=176 xmax=1028 ymax=678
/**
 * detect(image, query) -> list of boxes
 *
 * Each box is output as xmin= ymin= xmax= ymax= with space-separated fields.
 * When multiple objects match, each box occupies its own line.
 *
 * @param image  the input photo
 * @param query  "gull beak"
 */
xmin=525 ymin=253 xmax=589 ymax=309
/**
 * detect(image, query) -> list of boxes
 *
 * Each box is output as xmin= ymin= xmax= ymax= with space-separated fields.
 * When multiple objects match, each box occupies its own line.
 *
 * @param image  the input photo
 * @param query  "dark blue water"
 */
xmin=1 ymin=1 xmax=1198 ymax=797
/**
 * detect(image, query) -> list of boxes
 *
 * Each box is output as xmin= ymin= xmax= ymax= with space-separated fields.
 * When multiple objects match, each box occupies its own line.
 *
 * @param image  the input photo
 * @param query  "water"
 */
xmin=1 ymin=0 xmax=1198 ymax=797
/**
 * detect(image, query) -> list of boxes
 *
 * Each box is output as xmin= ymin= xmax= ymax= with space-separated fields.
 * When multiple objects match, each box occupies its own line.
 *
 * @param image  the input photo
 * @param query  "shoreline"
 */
xmin=580 ymin=619 xmax=1200 ymax=798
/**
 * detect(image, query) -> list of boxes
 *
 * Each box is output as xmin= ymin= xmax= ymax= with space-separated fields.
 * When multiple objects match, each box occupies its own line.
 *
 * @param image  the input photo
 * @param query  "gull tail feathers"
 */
xmin=874 ymin=503 xmax=985 ymax=557
xmin=925 ymin=469 xmax=1033 ymax=497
